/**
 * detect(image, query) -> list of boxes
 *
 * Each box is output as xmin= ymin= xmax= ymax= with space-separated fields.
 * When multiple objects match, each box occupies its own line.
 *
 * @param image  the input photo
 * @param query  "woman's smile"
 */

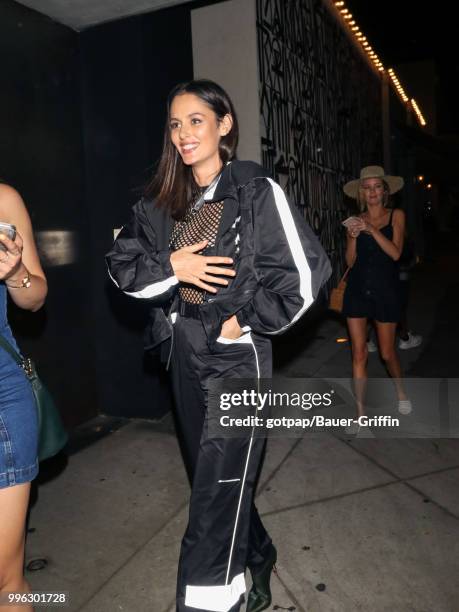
xmin=180 ymin=141 xmax=200 ymax=156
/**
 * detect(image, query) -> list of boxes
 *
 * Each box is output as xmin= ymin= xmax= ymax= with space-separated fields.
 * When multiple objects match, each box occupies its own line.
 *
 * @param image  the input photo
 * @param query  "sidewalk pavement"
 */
xmin=26 ymin=245 xmax=459 ymax=612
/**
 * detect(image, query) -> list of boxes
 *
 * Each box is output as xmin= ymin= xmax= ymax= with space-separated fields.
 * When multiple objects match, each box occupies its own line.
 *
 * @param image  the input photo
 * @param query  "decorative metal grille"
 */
xmin=256 ymin=0 xmax=382 ymax=282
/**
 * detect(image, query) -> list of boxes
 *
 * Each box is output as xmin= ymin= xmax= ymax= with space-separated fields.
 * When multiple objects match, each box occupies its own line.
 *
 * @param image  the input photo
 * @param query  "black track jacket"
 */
xmin=106 ymin=161 xmax=332 ymax=352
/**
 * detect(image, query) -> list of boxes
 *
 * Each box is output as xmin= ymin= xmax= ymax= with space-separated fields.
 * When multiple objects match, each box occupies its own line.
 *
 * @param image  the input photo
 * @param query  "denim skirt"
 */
xmin=0 ymin=351 xmax=39 ymax=488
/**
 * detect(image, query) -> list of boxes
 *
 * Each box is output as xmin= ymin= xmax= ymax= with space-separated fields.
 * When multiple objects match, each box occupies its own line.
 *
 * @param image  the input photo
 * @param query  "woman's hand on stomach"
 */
xmin=170 ymin=240 xmax=236 ymax=293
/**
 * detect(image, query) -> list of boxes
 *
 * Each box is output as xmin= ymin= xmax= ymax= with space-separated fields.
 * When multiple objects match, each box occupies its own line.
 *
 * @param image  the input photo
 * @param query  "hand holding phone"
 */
xmin=0 ymin=222 xmax=16 ymax=252
xmin=341 ymin=216 xmax=360 ymax=228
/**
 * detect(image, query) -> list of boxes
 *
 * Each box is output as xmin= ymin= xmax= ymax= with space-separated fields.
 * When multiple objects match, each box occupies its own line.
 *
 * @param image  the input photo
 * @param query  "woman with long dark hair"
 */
xmin=107 ymin=80 xmax=330 ymax=612
xmin=0 ymin=183 xmax=47 ymax=611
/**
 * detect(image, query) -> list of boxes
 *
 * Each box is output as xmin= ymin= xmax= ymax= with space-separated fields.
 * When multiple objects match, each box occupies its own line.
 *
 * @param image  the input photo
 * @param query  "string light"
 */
xmin=388 ymin=68 xmax=409 ymax=103
xmin=411 ymin=98 xmax=427 ymax=126
xmin=333 ymin=0 xmax=384 ymax=72
xmin=332 ymin=1 xmax=428 ymax=125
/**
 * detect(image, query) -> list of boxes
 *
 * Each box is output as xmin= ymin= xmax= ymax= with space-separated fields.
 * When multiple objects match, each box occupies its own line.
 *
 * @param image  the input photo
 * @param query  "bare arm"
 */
xmin=345 ymin=230 xmax=358 ymax=267
xmin=0 ymin=184 xmax=47 ymax=311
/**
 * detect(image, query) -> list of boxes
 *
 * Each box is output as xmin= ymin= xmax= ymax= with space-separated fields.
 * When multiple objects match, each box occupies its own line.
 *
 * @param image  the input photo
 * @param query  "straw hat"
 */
xmin=343 ymin=166 xmax=404 ymax=199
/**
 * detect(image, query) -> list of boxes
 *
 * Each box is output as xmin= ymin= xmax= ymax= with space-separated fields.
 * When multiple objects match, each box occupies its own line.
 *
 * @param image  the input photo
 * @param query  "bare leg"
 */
xmin=375 ymin=321 xmax=408 ymax=400
xmin=0 ymin=483 xmax=33 ymax=612
xmin=347 ymin=317 xmax=368 ymax=417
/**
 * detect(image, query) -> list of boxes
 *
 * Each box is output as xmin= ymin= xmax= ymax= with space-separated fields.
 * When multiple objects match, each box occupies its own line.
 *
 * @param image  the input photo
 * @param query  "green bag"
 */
xmin=0 ymin=334 xmax=68 ymax=462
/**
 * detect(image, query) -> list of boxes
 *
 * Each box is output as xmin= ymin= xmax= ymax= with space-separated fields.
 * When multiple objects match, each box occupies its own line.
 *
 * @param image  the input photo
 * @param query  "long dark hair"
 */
xmin=146 ymin=79 xmax=239 ymax=219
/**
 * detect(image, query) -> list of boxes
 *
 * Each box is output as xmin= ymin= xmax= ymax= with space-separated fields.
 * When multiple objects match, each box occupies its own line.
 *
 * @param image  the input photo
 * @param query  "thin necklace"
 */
xmin=191 ymin=169 xmax=223 ymax=212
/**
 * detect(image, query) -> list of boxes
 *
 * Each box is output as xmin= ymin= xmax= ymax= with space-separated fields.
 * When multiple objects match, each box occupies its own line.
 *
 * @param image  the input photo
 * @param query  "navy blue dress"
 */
xmin=342 ymin=210 xmax=401 ymax=322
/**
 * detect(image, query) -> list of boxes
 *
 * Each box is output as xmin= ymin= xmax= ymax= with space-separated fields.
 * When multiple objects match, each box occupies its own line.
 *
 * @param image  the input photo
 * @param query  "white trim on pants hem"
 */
xmin=185 ymin=572 xmax=246 ymax=611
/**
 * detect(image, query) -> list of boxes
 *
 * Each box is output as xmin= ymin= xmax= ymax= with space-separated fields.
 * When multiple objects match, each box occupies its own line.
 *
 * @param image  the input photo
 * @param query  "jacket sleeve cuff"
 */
xmin=236 ymin=308 xmax=252 ymax=333
xmin=158 ymin=250 xmax=175 ymax=279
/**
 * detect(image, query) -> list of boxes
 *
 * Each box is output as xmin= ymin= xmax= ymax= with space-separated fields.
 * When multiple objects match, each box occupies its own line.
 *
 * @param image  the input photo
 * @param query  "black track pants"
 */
xmin=170 ymin=314 xmax=272 ymax=612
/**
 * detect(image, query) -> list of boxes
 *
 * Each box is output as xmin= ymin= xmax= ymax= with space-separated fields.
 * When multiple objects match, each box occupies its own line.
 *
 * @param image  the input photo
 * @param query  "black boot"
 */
xmin=246 ymin=544 xmax=277 ymax=612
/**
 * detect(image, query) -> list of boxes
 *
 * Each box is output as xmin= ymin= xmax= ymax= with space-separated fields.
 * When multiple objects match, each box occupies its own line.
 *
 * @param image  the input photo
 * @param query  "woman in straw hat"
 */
xmin=342 ymin=166 xmax=411 ymax=415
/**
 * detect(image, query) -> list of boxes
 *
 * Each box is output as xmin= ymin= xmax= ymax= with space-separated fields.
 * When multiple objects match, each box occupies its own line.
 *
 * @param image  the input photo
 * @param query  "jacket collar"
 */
xmin=208 ymin=162 xmax=242 ymax=243
xmin=203 ymin=161 xmax=239 ymax=203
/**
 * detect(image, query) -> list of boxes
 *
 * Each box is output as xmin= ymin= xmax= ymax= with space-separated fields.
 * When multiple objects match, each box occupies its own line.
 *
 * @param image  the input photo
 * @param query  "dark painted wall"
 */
xmin=0 ymin=1 xmax=97 ymax=428
xmin=256 ymin=0 xmax=383 ymax=287
xmin=79 ymin=7 xmax=193 ymax=419
xmin=0 ymin=1 xmax=194 ymax=426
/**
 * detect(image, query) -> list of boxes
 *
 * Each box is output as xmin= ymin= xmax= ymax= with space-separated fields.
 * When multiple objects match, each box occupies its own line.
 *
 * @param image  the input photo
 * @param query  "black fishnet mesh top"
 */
xmin=170 ymin=198 xmax=224 ymax=304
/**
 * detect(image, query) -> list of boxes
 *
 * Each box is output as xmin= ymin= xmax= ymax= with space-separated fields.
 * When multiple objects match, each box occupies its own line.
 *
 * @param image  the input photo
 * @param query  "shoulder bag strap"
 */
xmin=341 ymin=266 xmax=351 ymax=282
xmin=0 ymin=333 xmax=23 ymax=367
